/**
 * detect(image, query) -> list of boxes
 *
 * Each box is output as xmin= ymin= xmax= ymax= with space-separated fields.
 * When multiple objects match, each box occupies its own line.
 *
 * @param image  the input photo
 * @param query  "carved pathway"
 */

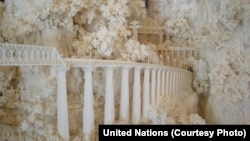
xmin=0 ymin=43 xmax=194 ymax=141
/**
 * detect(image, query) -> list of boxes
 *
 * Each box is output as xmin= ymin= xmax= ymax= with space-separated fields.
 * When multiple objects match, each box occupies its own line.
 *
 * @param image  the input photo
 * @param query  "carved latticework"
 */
xmin=128 ymin=17 xmax=165 ymax=44
xmin=136 ymin=17 xmax=164 ymax=34
xmin=155 ymin=46 xmax=200 ymax=69
xmin=0 ymin=43 xmax=65 ymax=66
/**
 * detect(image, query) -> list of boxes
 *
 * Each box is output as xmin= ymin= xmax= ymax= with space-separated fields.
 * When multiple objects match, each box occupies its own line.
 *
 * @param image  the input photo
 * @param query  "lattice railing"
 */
xmin=0 ymin=130 xmax=24 ymax=141
xmin=0 ymin=43 xmax=65 ymax=66
xmin=155 ymin=46 xmax=200 ymax=70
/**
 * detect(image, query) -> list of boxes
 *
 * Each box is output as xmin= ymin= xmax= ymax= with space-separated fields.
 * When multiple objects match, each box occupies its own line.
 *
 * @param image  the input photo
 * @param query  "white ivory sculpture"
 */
xmin=0 ymin=0 xmax=250 ymax=141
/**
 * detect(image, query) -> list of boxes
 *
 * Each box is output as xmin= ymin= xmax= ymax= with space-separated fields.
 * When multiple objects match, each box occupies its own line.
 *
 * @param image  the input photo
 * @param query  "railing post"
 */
xmin=56 ymin=66 xmax=69 ymax=141
xmin=142 ymin=67 xmax=150 ymax=119
xmin=82 ymin=67 xmax=94 ymax=140
xmin=132 ymin=67 xmax=142 ymax=124
xmin=156 ymin=69 xmax=161 ymax=104
xmin=120 ymin=67 xmax=131 ymax=123
xmin=150 ymin=69 xmax=156 ymax=105
xmin=104 ymin=67 xmax=115 ymax=124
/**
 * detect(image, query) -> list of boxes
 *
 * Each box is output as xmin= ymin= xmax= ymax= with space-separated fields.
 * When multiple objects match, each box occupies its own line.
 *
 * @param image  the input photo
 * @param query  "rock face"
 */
xmin=148 ymin=0 xmax=250 ymax=124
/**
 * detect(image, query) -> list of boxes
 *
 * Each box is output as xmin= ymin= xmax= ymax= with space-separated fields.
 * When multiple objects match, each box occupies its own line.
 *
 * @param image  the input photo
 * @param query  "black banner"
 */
xmin=99 ymin=125 xmax=250 ymax=140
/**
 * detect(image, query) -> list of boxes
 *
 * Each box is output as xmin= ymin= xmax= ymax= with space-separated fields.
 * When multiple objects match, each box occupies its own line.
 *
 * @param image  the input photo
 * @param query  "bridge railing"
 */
xmin=155 ymin=46 xmax=199 ymax=70
xmin=56 ymin=59 xmax=193 ymax=141
xmin=0 ymin=43 xmax=65 ymax=66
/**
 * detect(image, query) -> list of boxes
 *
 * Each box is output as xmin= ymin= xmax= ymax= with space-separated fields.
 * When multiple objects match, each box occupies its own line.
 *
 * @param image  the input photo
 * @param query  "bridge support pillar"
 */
xmin=161 ymin=70 xmax=165 ymax=96
xmin=142 ymin=68 xmax=150 ymax=119
xmin=176 ymin=72 xmax=180 ymax=101
xmin=132 ymin=67 xmax=142 ymax=124
xmin=150 ymin=69 xmax=156 ymax=105
xmin=165 ymin=70 xmax=170 ymax=96
xmin=173 ymin=71 xmax=177 ymax=102
xmin=156 ymin=69 xmax=161 ymax=104
xmin=104 ymin=67 xmax=115 ymax=124
xmin=82 ymin=67 xmax=94 ymax=140
xmin=180 ymin=73 xmax=183 ymax=91
xmin=169 ymin=71 xmax=173 ymax=98
xmin=120 ymin=67 xmax=131 ymax=123
xmin=56 ymin=66 xmax=69 ymax=141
